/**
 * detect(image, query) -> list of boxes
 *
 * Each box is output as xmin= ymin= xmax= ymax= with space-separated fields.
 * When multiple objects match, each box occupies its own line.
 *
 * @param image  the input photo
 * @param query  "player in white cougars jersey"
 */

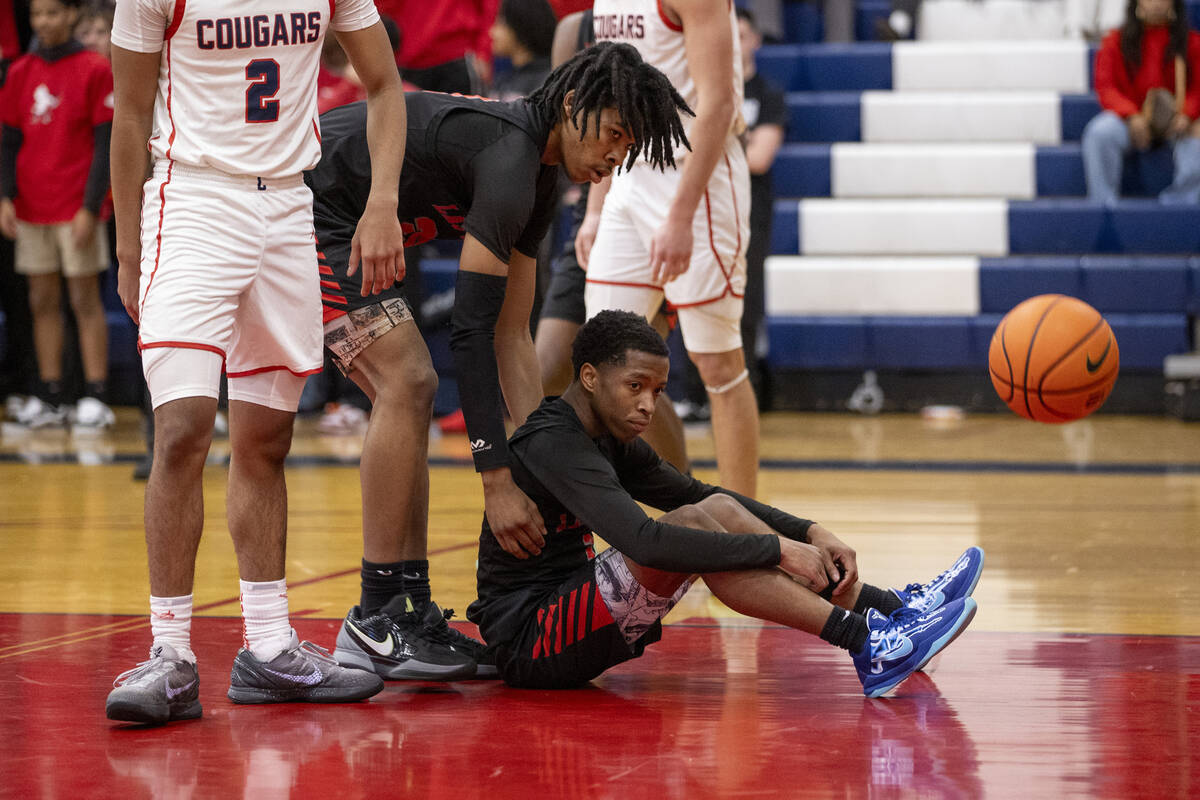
xmin=581 ymin=0 xmax=760 ymax=498
xmin=104 ymin=0 xmax=408 ymax=724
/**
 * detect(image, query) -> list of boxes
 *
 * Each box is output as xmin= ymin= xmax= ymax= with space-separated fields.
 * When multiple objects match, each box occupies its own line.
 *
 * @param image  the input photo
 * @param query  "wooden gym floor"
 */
xmin=0 ymin=408 xmax=1197 ymax=799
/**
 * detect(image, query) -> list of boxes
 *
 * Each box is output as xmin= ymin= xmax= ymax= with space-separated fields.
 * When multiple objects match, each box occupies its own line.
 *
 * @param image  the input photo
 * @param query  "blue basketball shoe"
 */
xmin=852 ymin=597 xmax=977 ymax=698
xmin=892 ymin=546 xmax=984 ymax=614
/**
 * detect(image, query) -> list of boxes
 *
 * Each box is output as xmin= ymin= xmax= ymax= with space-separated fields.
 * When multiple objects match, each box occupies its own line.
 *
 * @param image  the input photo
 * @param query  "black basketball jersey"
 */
xmin=307 ymin=91 xmax=560 ymax=264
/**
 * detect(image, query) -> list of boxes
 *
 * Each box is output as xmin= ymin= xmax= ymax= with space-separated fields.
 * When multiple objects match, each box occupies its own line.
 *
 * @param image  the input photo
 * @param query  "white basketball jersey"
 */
xmin=591 ymin=0 xmax=744 ymax=160
xmin=111 ymin=0 xmax=379 ymax=178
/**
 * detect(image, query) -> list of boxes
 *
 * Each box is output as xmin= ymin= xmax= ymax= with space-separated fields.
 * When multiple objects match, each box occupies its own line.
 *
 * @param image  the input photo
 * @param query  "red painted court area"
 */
xmin=2 ymin=613 xmax=1197 ymax=799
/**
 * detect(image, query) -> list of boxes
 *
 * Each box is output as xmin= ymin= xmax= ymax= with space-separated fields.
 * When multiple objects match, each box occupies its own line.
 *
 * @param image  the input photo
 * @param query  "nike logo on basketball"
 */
xmin=347 ymin=619 xmax=396 ymax=656
xmin=1086 ymin=339 xmax=1112 ymax=373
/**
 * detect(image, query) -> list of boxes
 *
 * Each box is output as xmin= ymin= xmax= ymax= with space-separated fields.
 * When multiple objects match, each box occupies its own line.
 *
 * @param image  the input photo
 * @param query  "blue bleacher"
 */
xmin=758 ymin=44 xmax=892 ymax=91
xmin=766 ymin=314 xmax=1188 ymax=370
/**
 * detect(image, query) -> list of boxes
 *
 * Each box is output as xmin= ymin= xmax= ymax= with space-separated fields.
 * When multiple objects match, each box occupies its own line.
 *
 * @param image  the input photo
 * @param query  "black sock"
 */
xmin=360 ymin=559 xmax=406 ymax=616
xmin=853 ymin=584 xmax=903 ymax=616
xmin=39 ymin=380 xmax=63 ymax=406
xmin=820 ymin=607 xmax=869 ymax=653
xmin=85 ymin=380 xmax=106 ymax=400
xmin=400 ymin=559 xmax=431 ymax=607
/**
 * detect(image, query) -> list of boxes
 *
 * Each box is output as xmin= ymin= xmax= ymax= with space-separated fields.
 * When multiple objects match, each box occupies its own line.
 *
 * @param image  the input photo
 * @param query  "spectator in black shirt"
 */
xmin=309 ymin=43 xmax=693 ymax=681
xmin=467 ymin=310 xmax=983 ymax=695
xmin=488 ymin=0 xmax=556 ymax=102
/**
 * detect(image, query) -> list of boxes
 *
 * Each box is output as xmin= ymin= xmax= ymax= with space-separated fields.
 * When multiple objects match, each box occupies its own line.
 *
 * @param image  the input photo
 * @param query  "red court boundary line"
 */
xmin=0 ymin=540 xmax=479 ymax=659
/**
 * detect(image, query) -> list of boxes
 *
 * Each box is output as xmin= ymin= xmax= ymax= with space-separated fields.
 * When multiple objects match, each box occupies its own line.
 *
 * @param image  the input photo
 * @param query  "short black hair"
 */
xmin=528 ymin=41 xmax=692 ymax=171
xmin=572 ymin=310 xmax=670 ymax=379
xmin=498 ymin=0 xmax=557 ymax=59
xmin=735 ymin=6 xmax=758 ymax=30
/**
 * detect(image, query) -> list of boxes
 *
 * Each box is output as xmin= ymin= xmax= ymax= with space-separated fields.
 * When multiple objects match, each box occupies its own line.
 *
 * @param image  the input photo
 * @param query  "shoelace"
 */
xmin=112 ymin=652 xmax=167 ymax=687
xmin=297 ymin=640 xmax=339 ymax=667
xmin=870 ymin=607 xmax=925 ymax=659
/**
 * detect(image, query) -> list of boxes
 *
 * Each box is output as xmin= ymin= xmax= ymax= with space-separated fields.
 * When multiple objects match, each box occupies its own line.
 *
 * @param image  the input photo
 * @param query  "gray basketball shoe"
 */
xmin=106 ymin=643 xmax=202 ymax=724
xmin=227 ymin=630 xmax=384 ymax=704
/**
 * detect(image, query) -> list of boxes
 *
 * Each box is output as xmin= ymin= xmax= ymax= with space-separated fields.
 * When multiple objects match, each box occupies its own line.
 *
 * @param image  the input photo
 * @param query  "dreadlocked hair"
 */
xmin=527 ymin=41 xmax=693 ymax=171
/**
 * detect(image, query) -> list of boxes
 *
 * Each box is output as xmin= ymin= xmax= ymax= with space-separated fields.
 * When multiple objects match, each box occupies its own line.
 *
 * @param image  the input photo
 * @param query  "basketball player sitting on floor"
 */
xmin=467 ymin=310 xmax=984 ymax=697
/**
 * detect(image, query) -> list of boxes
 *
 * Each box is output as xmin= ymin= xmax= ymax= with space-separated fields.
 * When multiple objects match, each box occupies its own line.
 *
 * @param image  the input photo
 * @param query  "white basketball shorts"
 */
xmin=585 ymin=135 xmax=751 ymax=354
xmin=137 ymin=162 xmax=322 ymax=410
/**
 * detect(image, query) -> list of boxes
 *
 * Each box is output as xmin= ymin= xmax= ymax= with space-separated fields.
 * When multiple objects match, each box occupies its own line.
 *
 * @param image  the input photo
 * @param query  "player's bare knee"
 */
xmin=695 ymin=494 xmax=747 ymax=530
xmin=153 ymin=411 xmax=214 ymax=468
xmin=689 ymin=349 xmax=745 ymax=387
xmin=661 ymin=503 xmax=723 ymax=531
xmin=231 ymin=421 xmax=294 ymax=466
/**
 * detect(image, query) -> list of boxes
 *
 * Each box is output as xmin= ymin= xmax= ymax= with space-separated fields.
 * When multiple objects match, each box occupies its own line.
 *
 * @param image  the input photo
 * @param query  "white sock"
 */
xmin=150 ymin=594 xmax=196 ymax=664
xmin=239 ymin=579 xmax=292 ymax=661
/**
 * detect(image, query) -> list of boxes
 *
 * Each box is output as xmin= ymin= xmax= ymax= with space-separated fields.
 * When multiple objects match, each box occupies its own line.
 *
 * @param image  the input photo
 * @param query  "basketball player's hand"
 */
xmin=117 ymin=259 xmax=141 ymax=324
xmin=805 ymin=523 xmax=858 ymax=597
xmin=71 ymin=209 xmax=97 ymax=250
xmin=575 ymin=212 xmax=601 ymax=270
xmin=482 ymin=469 xmax=547 ymax=559
xmin=649 ymin=216 xmax=693 ymax=284
xmin=349 ymin=204 xmax=406 ymax=297
xmin=1128 ymin=114 xmax=1153 ymax=151
xmin=777 ymin=538 xmax=839 ymax=594
xmin=0 ymin=199 xmax=15 ymax=240
xmin=1168 ymin=112 xmax=1192 ymax=140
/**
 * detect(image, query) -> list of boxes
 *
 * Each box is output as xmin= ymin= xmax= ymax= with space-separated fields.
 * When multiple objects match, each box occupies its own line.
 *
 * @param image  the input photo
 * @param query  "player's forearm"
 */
xmin=109 ymin=112 xmax=153 ymax=261
xmin=494 ymin=252 xmax=542 ymax=424
xmin=363 ymin=83 xmax=405 ymax=212
xmin=666 ymin=92 xmax=735 ymax=223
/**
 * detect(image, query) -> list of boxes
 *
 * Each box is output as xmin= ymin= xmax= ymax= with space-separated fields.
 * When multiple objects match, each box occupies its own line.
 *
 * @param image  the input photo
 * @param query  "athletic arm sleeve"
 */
xmin=83 ymin=123 xmax=111 ymax=215
xmin=619 ymin=437 xmax=814 ymax=543
xmin=758 ymin=81 xmax=788 ymax=131
xmin=0 ymin=125 xmax=20 ymax=199
xmin=516 ymin=430 xmax=782 ymax=573
xmin=450 ymin=269 xmax=511 ymax=472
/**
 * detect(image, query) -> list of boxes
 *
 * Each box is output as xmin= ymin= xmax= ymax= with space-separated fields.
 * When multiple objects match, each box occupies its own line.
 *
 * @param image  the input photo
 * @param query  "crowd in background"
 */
xmin=1 ymin=0 xmax=1196 ymax=442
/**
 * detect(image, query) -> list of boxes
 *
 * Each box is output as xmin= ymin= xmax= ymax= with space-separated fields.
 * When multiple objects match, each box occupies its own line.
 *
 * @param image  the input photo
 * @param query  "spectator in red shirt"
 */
xmin=1083 ymin=0 xmax=1200 ymax=203
xmin=75 ymin=0 xmax=112 ymax=61
xmin=376 ymin=0 xmax=497 ymax=94
xmin=0 ymin=0 xmax=114 ymax=429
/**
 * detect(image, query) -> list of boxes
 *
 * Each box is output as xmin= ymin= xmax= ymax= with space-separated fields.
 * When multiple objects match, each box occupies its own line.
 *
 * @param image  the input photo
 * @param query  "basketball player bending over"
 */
xmin=468 ymin=311 xmax=984 ymax=696
xmin=307 ymin=43 xmax=693 ymax=680
xmin=105 ymin=0 xmax=407 ymax=724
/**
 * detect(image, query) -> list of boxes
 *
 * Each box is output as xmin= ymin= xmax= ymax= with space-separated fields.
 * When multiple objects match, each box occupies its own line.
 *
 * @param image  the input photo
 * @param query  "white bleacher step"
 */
xmin=862 ymin=91 xmax=1062 ymax=144
xmin=893 ymin=41 xmax=1089 ymax=93
xmin=799 ymin=198 xmax=1008 ymax=256
xmin=832 ymin=143 xmax=1035 ymax=198
xmin=765 ymin=255 xmax=981 ymax=315
xmin=918 ymin=0 xmax=1123 ymax=40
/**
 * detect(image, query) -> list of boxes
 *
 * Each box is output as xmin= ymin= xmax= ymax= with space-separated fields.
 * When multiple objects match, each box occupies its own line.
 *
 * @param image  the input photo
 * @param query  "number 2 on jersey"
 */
xmin=245 ymin=59 xmax=280 ymax=123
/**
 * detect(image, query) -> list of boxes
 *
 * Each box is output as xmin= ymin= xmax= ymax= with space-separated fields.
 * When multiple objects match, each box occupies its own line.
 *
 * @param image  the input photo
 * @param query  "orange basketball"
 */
xmin=988 ymin=294 xmax=1119 ymax=423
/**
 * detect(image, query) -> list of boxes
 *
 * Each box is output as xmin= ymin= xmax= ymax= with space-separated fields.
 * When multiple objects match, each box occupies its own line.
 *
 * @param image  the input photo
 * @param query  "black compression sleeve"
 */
xmin=712 ymin=487 xmax=815 ymax=543
xmin=450 ymin=270 xmax=511 ymax=472
xmin=83 ymin=122 xmax=111 ymax=215
xmin=0 ymin=125 xmax=22 ymax=199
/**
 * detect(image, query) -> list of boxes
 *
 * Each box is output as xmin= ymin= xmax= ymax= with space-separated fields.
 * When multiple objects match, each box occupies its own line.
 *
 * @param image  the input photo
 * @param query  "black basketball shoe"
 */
xmin=334 ymin=594 xmax=477 ymax=680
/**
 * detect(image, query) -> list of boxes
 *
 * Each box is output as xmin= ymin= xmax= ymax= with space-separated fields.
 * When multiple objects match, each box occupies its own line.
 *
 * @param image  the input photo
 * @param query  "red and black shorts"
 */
xmin=494 ymin=548 xmax=692 ymax=689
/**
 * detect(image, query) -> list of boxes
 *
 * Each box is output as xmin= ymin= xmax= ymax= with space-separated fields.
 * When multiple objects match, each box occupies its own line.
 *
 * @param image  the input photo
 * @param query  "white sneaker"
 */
xmin=4 ymin=394 xmax=26 ymax=421
xmin=16 ymin=396 xmax=68 ymax=429
xmin=317 ymin=402 xmax=369 ymax=435
xmin=72 ymin=396 xmax=116 ymax=432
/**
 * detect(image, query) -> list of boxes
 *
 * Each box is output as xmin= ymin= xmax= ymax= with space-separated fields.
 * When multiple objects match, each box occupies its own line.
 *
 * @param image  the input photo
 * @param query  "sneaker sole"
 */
xmin=867 ymin=598 xmax=978 ymax=699
xmin=334 ymin=645 xmax=477 ymax=681
xmin=106 ymin=699 xmax=202 ymax=725
xmin=226 ymin=679 xmax=383 ymax=704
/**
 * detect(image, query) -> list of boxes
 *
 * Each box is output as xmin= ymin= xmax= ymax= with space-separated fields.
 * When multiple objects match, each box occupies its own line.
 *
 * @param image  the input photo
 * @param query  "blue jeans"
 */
xmin=1080 ymin=110 xmax=1200 ymax=204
